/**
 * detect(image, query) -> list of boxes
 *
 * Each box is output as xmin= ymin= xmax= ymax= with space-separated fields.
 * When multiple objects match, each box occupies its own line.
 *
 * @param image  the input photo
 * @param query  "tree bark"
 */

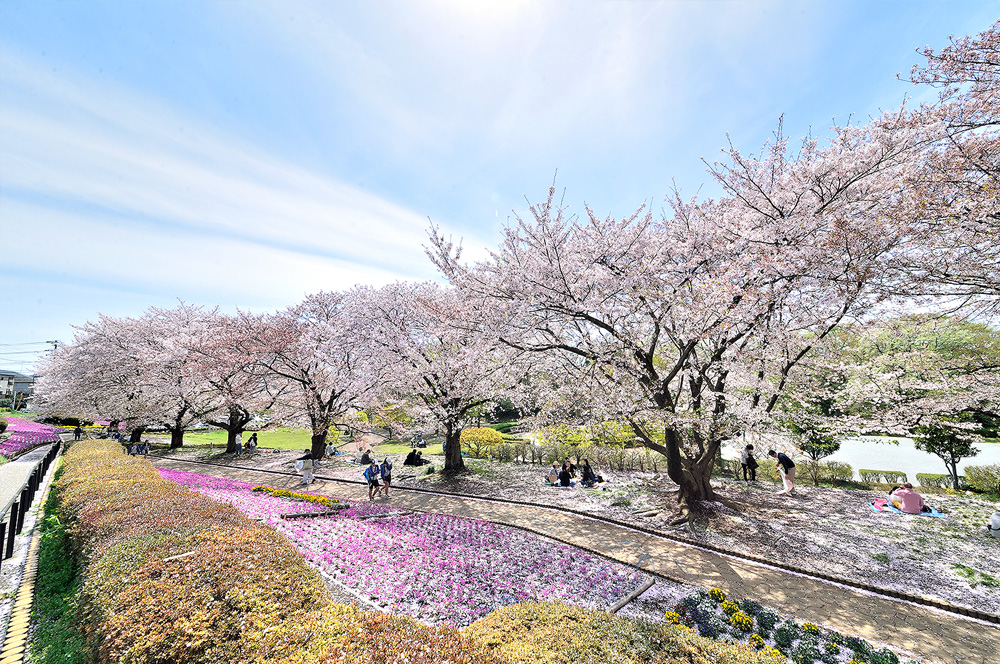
xmin=659 ymin=428 xmax=717 ymax=506
xmin=169 ymin=428 xmax=184 ymax=449
xmin=443 ymin=423 xmax=465 ymax=473
xmin=129 ymin=427 xmax=145 ymax=443
xmin=311 ymin=430 xmax=328 ymax=460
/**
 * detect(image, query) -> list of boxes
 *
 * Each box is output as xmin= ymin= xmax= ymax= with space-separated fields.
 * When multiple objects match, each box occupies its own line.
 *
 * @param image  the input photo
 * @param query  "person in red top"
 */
xmin=891 ymin=482 xmax=925 ymax=514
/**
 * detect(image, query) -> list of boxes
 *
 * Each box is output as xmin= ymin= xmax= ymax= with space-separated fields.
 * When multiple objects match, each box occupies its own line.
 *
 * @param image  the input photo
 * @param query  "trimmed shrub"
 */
xmin=57 ymin=441 xmax=503 ymax=664
xmin=915 ymin=472 xmax=964 ymax=489
xmin=461 ymin=427 xmax=504 ymax=458
xmin=859 ymin=469 xmax=906 ymax=483
xmin=465 ymin=601 xmax=783 ymax=664
xmin=964 ymin=464 xmax=1000 ymax=494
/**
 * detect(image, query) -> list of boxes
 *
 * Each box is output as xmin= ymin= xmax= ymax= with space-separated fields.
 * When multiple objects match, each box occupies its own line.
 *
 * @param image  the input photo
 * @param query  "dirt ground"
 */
xmin=151 ymin=437 xmax=1000 ymax=616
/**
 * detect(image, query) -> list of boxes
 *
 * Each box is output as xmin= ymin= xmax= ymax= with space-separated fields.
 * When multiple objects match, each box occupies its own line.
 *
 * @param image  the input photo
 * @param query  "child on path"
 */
xmin=769 ymin=449 xmax=796 ymax=495
xmin=380 ymin=456 xmax=393 ymax=498
xmin=364 ymin=461 xmax=382 ymax=501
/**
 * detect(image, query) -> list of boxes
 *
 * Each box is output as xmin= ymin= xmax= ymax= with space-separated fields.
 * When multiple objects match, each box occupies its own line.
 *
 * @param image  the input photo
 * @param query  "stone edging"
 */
xmin=152 ymin=455 xmax=1000 ymax=627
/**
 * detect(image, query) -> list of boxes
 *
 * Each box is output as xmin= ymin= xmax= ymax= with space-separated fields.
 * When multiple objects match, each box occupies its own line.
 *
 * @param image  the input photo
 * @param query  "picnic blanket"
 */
xmin=867 ymin=501 xmax=947 ymax=519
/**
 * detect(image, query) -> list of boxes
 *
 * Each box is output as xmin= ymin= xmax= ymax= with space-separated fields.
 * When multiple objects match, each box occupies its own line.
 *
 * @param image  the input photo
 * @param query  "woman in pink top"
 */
xmin=891 ymin=483 xmax=925 ymax=514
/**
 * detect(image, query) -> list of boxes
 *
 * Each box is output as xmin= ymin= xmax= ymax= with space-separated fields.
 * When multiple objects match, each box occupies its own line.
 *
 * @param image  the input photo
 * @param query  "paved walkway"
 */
xmin=152 ymin=458 xmax=998 ymax=664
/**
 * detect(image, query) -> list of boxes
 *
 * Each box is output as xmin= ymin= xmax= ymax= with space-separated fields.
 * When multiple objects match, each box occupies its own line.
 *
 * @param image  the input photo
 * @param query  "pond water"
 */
xmin=725 ymin=436 xmax=1000 ymax=486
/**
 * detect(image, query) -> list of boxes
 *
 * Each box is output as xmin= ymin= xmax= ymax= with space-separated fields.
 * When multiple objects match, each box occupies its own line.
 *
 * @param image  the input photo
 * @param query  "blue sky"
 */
xmin=1 ymin=1 xmax=996 ymax=372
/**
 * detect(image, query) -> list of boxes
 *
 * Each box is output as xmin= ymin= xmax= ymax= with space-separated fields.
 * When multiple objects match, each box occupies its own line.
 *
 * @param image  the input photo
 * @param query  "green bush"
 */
xmin=773 ymin=621 xmax=800 ymax=648
xmin=915 ymin=472 xmax=964 ymax=489
xmin=859 ymin=469 xmax=906 ymax=483
xmin=964 ymin=464 xmax=1000 ymax=494
xmin=461 ymin=427 xmax=504 ymax=458
xmin=819 ymin=461 xmax=854 ymax=483
xmin=0 ymin=417 xmax=7 ymax=433
xmin=465 ymin=601 xmax=784 ymax=664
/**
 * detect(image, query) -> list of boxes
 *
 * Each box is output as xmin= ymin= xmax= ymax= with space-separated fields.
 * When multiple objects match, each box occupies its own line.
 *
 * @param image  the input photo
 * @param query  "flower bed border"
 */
xmin=155 ymin=456 xmax=1000 ymax=626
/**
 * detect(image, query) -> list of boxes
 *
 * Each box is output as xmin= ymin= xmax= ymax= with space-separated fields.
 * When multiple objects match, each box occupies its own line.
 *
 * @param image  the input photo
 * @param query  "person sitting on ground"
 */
xmin=558 ymin=464 xmax=574 ymax=487
xmin=563 ymin=459 xmax=578 ymax=477
xmin=580 ymin=459 xmax=598 ymax=487
xmin=360 ymin=449 xmax=373 ymax=466
xmin=891 ymin=482 xmax=927 ymax=514
xmin=546 ymin=462 xmax=560 ymax=485
xmin=364 ymin=461 xmax=382 ymax=501
xmin=417 ymin=450 xmax=430 ymax=465
xmin=404 ymin=449 xmax=419 ymax=466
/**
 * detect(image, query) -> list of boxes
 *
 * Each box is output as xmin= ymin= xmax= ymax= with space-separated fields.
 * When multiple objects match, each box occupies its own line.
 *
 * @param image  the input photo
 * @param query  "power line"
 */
xmin=0 ymin=342 xmax=51 ymax=347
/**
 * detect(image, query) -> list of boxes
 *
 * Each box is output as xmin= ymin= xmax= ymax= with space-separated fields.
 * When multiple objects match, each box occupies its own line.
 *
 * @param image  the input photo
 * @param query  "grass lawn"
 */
xmin=176 ymin=427 xmax=314 ymax=450
xmin=373 ymin=436 xmax=446 ymax=458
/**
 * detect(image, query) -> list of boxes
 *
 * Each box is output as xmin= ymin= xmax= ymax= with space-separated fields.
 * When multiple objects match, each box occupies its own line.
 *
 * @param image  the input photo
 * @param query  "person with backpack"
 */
xmin=768 ymin=449 xmax=796 ymax=495
xmin=364 ymin=461 xmax=382 ymax=501
xmin=380 ymin=456 xmax=393 ymax=498
xmin=740 ymin=444 xmax=758 ymax=482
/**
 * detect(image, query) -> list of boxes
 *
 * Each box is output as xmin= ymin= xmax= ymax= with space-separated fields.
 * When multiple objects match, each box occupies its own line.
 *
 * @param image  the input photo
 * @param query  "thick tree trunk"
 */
xmin=311 ymin=430 xmax=328 ymax=460
xmin=660 ymin=428 xmax=716 ymax=506
xmin=949 ymin=461 xmax=961 ymax=490
xmin=129 ymin=427 xmax=145 ymax=443
xmin=169 ymin=428 xmax=184 ymax=449
xmin=225 ymin=407 xmax=244 ymax=453
xmin=443 ymin=423 xmax=465 ymax=473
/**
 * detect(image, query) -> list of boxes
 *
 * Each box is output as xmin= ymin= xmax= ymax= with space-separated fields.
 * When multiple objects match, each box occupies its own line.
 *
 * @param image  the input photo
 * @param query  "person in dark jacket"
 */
xmin=768 ymin=449 xmax=796 ymax=495
xmin=740 ymin=444 xmax=758 ymax=482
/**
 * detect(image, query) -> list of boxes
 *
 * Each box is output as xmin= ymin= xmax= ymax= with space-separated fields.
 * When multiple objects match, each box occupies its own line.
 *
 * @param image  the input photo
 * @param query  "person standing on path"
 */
xmin=74 ymin=425 xmax=82 ymax=441
xmin=740 ymin=444 xmax=758 ymax=482
xmin=380 ymin=456 xmax=393 ymax=498
xmin=769 ymin=449 xmax=795 ymax=495
xmin=297 ymin=449 xmax=314 ymax=485
xmin=364 ymin=461 xmax=382 ymax=501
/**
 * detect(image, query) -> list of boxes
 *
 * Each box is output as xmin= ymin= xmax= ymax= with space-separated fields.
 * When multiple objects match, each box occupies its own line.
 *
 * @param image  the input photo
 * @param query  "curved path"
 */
xmin=152 ymin=457 xmax=997 ymax=664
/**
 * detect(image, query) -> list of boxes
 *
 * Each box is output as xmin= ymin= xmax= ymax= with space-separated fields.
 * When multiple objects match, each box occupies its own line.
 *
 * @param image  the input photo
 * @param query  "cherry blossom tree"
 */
xmin=187 ymin=311 xmax=283 ymax=453
xmin=35 ymin=313 xmax=155 ymax=437
xmin=895 ymin=20 xmax=1000 ymax=319
xmin=36 ymin=304 xmax=224 ymax=447
xmin=366 ymin=282 xmax=531 ymax=473
xmin=430 ymin=114 xmax=927 ymax=509
xmin=240 ymin=290 xmax=384 ymax=459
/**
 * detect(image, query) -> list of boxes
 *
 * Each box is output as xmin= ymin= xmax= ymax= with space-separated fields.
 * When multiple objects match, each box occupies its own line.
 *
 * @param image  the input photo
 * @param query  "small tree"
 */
xmin=912 ymin=421 xmax=981 ymax=491
xmin=795 ymin=427 xmax=842 ymax=487
xmin=460 ymin=427 xmax=503 ymax=458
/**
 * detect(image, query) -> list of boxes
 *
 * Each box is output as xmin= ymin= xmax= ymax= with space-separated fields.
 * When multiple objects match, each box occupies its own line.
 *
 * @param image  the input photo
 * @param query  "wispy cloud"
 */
xmin=0 ymin=47 xmax=460 ymax=288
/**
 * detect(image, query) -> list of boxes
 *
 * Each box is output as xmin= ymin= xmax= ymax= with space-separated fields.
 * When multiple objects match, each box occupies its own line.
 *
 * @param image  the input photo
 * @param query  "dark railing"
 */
xmin=0 ymin=442 xmax=60 ymax=570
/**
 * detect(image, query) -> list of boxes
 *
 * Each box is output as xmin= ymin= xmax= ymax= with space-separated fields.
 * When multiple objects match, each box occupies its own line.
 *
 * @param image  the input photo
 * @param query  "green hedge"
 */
xmin=915 ymin=472 xmax=965 ymax=489
xmin=964 ymin=464 xmax=1000 ymax=494
xmin=859 ymin=469 xmax=907 ymax=484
